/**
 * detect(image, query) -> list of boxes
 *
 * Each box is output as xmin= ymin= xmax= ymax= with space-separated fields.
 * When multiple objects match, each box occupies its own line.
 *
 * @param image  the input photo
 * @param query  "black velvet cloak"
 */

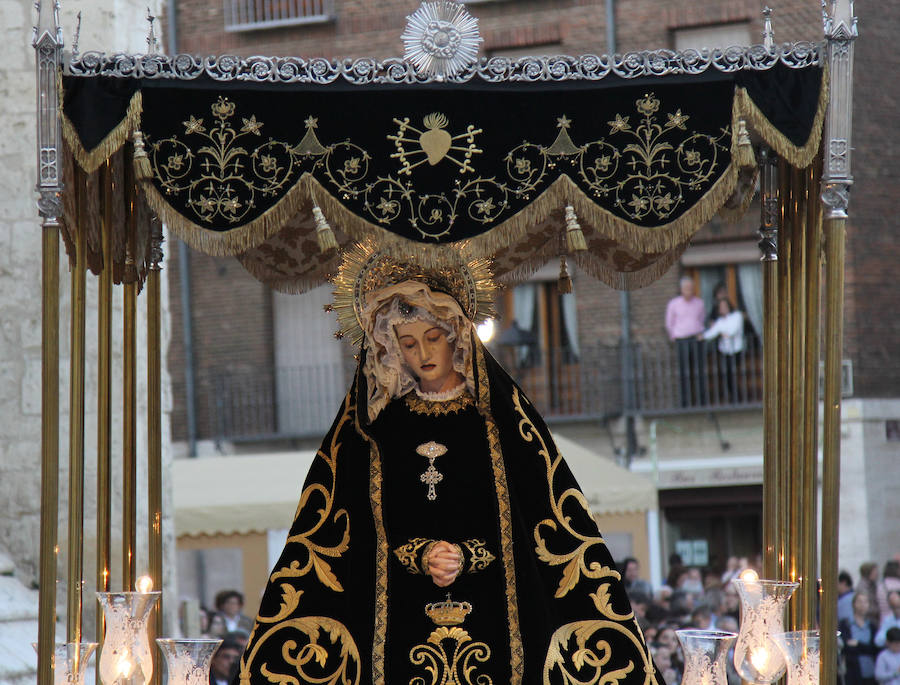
xmin=239 ymin=339 xmax=662 ymax=685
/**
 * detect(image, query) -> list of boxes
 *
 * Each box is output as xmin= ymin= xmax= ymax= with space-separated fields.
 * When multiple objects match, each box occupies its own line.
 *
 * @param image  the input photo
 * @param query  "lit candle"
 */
xmin=136 ymin=576 xmax=153 ymax=594
xmin=750 ymin=647 xmax=771 ymax=673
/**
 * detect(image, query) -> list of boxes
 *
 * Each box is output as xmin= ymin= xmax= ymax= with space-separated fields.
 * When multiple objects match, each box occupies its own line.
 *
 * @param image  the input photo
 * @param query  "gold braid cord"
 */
xmin=511 ymin=388 xmax=660 ymax=685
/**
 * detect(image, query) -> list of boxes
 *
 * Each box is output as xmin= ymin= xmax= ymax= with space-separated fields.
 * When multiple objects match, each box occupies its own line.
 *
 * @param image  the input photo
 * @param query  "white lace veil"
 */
xmin=361 ymin=281 xmax=475 ymax=421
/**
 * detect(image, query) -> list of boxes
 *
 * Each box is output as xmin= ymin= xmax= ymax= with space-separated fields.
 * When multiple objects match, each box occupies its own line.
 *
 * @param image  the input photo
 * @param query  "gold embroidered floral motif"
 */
xmin=543 ymin=620 xmax=652 ymax=685
xmin=512 ymin=387 xmax=624 ymax=602
xmin=462 ymin=539 xmax=496 ymax=572
xmin=268 ymin=395 xmax=351 ymax=592
xmin=566 ymin=93 xmax=730 ymax=223
xmin=151 ymin=96 xmax=306 ymax=226
xmin=405 ymin=391 xmax=475 ymax=416
xmin=239 ymin=612 xmax=361 ymax=685
xmin=394 ymin=538 xmax=434 ymax=574
xmin=409 ymin=626 xmax=492 ymax=685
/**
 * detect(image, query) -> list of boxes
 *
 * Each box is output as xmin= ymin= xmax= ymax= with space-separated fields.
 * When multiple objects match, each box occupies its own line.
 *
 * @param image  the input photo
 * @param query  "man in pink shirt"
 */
xmin=666 ymin=277 xmax=708 ymax=406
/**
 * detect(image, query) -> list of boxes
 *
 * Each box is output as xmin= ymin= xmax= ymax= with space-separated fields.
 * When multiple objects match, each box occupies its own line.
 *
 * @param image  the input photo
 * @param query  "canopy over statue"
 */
xmin=58 ymin=45 xmax=824 ymax=291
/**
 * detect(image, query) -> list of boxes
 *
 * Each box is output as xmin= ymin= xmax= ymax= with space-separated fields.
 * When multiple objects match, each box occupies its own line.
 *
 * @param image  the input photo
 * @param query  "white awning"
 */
xmin=552 ymin=435 xmax=658 ymax=514
xmin=173 ymin=451 xmax=316 ymax=538
xmin=174 ymin=434 xmax=657 ymax=538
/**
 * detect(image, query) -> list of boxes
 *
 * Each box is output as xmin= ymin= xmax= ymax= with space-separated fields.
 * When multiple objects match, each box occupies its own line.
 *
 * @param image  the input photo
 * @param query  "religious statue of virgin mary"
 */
xmin=238 ymin=243 xmax=663 ymax=685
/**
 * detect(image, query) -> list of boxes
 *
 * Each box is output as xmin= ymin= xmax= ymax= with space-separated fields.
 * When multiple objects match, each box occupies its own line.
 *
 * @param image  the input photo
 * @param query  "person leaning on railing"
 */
xmin=698 ymin=299 xmax=745 ymax=403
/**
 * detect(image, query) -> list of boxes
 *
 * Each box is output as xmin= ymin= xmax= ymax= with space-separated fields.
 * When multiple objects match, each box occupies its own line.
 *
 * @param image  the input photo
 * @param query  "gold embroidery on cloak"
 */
xmin=513 ymin=387 xmax=624 ymax=601
xmin=474 ymin=341 xmax=523 ymax=684
xmin=239 ymin=394 xmax=360 ymax=685
xmin=543 ymin=619 xmax=663 ymax=685
xmin=393 ymin=538 xmax=433 ymax=574
xmin=405 ymin=390 xmax=475 ymax=416
xmin=511 ymin=388 xmax=660 ymax=684
xmin=462 ymin=539 xmax=496 ymax=572
xmin=268 ymin=394 xmax=352 ymax=591
xmin=409 ymin=626 xmax=493 ymax=685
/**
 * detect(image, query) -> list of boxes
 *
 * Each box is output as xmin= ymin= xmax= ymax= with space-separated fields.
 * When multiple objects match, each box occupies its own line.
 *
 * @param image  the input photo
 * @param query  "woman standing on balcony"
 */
xmin=699 ymin=299 xmax=745 ymax=403
xmin=237 ymin=244 xmax=663 ymax=685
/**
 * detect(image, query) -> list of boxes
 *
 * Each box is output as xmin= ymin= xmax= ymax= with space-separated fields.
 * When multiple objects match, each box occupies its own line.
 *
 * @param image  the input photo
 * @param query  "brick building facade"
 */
xmin=160 ymin=0 xmax=899 ymax=593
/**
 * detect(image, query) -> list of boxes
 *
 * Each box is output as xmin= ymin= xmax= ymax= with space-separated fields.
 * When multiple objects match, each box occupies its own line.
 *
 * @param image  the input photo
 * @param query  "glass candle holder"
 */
xmin=97 ymin=591 xmax=161 ymax=685
xmin=732 ymin=578 xmax=799 ymax=684
xmin=676 ymin=630 xmax=738 ymax=685
xmin=155 ymin=639 xmax=223 ymax=685
xmin=32 ymin=642 xmax=98 ymax=685
xmin=773 ymin=631 xmax=820 ymax=685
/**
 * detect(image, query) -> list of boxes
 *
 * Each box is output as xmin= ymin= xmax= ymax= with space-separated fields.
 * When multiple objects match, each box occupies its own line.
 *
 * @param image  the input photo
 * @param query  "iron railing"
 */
xmin=224 ymin=0 xmax=334 ymax=32
xmin=198 ymin=339 xmax=764 ymax=442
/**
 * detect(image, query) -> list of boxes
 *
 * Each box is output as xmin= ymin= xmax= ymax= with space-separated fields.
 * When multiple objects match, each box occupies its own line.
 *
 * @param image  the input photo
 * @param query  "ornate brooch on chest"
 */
xmin=416 ymin=440 xmax=448 ymax=501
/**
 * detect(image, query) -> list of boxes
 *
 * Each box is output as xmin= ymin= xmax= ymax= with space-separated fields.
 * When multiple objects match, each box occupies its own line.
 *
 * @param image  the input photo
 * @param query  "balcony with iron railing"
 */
xmin=224 ymin=0 xmax=335 ymax=32
xmin=194 ymin=338 xmax=764 ymax=445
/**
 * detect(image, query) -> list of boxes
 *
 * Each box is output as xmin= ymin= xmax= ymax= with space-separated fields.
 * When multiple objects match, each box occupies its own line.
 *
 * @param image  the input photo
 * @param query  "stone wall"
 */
xmin=0 ymin=0 xmax=177 ymax=634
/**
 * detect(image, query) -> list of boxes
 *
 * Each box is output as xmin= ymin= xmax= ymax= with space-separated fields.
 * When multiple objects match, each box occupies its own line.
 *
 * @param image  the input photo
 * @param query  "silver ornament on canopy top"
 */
xmin=402 ymin=1 xmax=482 ymax=80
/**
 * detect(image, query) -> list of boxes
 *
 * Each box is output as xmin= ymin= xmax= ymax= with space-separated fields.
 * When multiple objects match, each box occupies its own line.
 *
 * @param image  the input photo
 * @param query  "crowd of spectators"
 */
xmin=621 ymin=556 xmax=900 ymax=685
xmin=621 ymin=554 xmax=751 ymax=685
xmin=837 ymin=561 xmax=900 ymax=685
xmin=188 ymin=590 xmax=253 ymax=685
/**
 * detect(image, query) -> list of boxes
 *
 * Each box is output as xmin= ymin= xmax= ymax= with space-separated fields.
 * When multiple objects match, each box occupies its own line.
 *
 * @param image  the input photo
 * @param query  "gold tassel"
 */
xmin=734 ymin=118 xmax=756 ymax=169
xmin=564 ymin=204 xmax=587 ymax=252
xmin=132 ymin=130 xmax=152 ymax=180
xmin=558 ymin=255 xmax=573 ymax=294
xmin=313 ymin=203 xmax=338 ymax=253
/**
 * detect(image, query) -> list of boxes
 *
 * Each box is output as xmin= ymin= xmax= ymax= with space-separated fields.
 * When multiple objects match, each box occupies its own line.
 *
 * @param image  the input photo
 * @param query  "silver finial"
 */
xmin=146 ymin=7 xmax=159 ymax=54
xmin=762 ymin=7 xmax=775 ymax=50
xmin=32 ymin=0 xmax=63 ymax=47
xmin=72 ymin=11 xmax=82 ymax=57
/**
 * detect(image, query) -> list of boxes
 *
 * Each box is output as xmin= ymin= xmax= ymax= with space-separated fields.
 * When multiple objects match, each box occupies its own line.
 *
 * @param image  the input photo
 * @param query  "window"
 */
xmin=486 ymin=43 xmax=564 ymax=60
xmin=507 ymin=280 xmax=579 ymax=367
xmin=673 ymin=22 xmax=752 ymax=52
xmin=224 ymin=0 xmax=334 ymax=32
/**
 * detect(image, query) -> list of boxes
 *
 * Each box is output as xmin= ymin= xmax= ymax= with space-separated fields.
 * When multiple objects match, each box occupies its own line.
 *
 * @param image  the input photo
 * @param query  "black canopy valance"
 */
xmin=59 ymin=54 xmax=826 ymax=291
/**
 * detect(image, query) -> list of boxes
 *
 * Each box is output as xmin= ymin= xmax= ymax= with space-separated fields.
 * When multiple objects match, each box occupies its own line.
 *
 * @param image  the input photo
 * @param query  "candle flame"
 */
xmin=136 ymin=575 xmax=153 ymax=593
xmin=740 ymin=568 xmax=759 ymax=583
xmin=750 ymin=647 xmax=770 ymax=673
xmin=117 ymin=655 xmax=133 ymax=678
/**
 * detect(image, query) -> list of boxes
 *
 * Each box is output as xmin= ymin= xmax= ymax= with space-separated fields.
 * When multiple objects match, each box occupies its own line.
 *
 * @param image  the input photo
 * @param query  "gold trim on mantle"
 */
xmin=474 ymin=340 xmax=524 ymax=684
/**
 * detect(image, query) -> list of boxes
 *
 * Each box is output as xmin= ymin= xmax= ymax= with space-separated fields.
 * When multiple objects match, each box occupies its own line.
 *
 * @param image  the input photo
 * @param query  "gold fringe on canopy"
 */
xmin=735 ymin=64 xmax=829 ymax=170
xmin=60 ymin=81 xmax=143 ymax=174
xmin=138 ymin=169 xmax=320 ymax=255
xmin=135 ymin=88 xmax=755 ymax=263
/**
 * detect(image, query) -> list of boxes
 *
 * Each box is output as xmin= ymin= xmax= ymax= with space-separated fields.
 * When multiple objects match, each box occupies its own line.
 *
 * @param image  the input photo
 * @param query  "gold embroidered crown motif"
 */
xmin=425 ymin=593 xmax=473 ymax=626
xmin=330 ymin=241 xmax=497 ymax=345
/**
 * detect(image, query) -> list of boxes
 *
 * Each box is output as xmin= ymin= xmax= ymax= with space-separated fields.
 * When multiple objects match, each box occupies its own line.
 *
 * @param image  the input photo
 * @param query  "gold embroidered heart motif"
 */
xmin=419 ymin=113 xmax=452 ymax=165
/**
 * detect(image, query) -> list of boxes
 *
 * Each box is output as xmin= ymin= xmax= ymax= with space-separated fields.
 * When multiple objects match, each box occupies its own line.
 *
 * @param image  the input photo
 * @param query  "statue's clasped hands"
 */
xmin=425 ymin=540 xmax=462 ymax=587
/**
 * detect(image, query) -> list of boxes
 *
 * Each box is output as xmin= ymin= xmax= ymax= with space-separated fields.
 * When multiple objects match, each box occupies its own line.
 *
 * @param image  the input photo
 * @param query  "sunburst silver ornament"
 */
xmin=402 ymin=1 xmax=482 ymax=80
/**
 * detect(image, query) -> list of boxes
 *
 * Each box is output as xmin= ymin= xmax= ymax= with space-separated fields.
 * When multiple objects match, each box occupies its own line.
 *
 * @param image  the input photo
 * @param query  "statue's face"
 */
xmin=394 ymin=320 xmax=458 ymax=393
